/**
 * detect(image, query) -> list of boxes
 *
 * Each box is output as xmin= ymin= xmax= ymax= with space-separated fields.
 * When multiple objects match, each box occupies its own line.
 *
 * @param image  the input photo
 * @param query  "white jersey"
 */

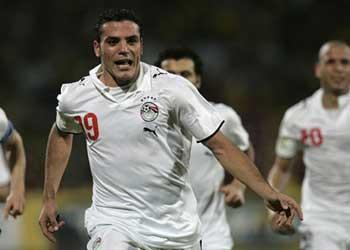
xmin=0 ymin=108 xmax=11 ymax=186
xmin=56 ymin=63 xmax=224 ymax=249
xmin=276 ymin=89 xmax=350 ymax=220
xmin=189 ymin=103 xmax=249 ymax=250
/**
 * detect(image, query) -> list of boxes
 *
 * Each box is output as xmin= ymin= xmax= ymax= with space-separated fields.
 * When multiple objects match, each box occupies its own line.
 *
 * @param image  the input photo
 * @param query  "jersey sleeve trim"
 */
xmin=0 ymin=120 xmax=14 ymax=143
xmin=55 ymin=123 xmax=82 ymax=135
xmin=197 ymin=120 xmax=225 ymax=143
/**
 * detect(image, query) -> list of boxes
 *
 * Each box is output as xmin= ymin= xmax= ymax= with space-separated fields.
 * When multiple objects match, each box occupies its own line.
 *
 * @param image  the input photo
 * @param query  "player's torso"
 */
xmin=74 ymin=82 xmax=193 ymax=204
xmin=295 ymin=99 xmax=350 ymax=178
xmin=292 ymin=92 xmax=350 ymax=214
xmin=76 ymin=68 xmax=201 ymax=247
xmin=189 ymin=140 xmax=224 ymax=207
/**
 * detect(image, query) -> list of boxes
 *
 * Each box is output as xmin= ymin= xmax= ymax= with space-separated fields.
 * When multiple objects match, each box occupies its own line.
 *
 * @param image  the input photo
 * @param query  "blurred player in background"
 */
xmin=156 ymin=47 xmax=254 ymax=250
xmin=0 ymin=108 xmax=26 ymax=250
xmin=38 ymin=8 xmax=302 ymax=250
xmin=268 ymin=40 xmax=350 ymax=250
xmin=0 ymin=108 xmax=26 ymax=221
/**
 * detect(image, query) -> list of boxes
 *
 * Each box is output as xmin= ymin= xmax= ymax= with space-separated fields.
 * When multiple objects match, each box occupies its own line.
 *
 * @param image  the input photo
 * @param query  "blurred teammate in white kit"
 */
xmin=0 ymin=107 xmax=26 ymax=244
xmin=268 ymin=40 xmax=350 ymax=250
xmin=156 ymin=47 xmax=254 ymax=250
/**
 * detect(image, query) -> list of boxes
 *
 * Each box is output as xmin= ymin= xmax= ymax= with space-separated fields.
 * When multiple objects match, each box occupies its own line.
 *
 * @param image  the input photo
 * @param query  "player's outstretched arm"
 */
xmin=39 ymin=123 xmax=72 ymax=242
xmin=267 ymin=156 xmax=296 ymax=235
xmin=203 ymin=131 xmax=303 ymax=220
xmin=3 ymin=130 xmax=26 ymax=219
xmin=220 ymin=144 xmax=254 ymax=208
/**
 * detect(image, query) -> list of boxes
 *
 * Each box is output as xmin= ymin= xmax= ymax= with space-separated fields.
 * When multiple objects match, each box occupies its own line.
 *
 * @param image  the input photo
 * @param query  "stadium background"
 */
xmin=1 ymin=0 xmax=349 ymax=249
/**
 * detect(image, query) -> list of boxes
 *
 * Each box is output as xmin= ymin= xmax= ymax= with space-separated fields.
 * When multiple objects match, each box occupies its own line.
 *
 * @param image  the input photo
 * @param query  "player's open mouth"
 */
xmin=114 ymin=59 xmax=133 ymax=66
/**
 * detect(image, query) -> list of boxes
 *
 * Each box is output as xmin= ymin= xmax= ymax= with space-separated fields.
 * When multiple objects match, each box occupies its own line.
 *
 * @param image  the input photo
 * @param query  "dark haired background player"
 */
xmin=156 ymin=47 xmax=254 ymax=250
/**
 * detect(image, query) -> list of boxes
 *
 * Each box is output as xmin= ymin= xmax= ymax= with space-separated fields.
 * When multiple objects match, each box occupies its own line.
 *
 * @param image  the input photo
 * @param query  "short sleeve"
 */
xmin=172 ymin=79 xmax=224 ymax=142
xmin=56 ymin=84 xmax=83 ymax=134
xmin=275 ymin=110 xmax=301 ymax=158
xmin=0 ymin=108 xmax=14 ymax=143
xmin=220 ymin=106 xmax=249 ymax=151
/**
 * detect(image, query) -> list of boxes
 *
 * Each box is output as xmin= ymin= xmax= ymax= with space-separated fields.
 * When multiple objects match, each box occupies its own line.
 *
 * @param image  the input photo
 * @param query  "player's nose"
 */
xmin=118 ymin=40 xmax=129 ymax=53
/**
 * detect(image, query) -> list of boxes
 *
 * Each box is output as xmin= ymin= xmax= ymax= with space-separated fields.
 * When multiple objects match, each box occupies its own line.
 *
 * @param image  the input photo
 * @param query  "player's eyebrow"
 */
xmin=105 ymin=35 xmax=140 ymax=42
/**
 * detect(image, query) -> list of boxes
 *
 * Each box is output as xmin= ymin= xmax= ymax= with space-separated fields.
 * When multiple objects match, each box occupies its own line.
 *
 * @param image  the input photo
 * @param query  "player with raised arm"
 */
xmin=38 ymin=8 xmax=302 ymax=250
xmin=268 ymin=40 xmax=350 ymax=250
xmin=156 ymin=47 xmax=254 ymax=250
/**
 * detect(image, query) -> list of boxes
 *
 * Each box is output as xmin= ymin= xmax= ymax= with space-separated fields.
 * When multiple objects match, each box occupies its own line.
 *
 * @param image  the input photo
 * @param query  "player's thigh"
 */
xmin=299 ymin=224 xmax=347 ymax=250
xmin=87 ymin=227 xmax=139 ymax=250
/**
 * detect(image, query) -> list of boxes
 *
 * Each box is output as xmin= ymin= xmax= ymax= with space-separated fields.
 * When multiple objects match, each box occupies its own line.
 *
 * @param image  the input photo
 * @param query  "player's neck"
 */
xmin=322 ymin=91 xmax=345 ymax=109
xmin=99 ymin=73 xmax=137 ymax=88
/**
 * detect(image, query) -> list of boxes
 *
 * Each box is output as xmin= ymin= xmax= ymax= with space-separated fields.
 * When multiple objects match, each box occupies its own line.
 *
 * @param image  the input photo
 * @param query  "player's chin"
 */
xmin=116 ymin=72 xmax=137 ymax=85
xmin=329 ymin=81 xmax=349 ymax=92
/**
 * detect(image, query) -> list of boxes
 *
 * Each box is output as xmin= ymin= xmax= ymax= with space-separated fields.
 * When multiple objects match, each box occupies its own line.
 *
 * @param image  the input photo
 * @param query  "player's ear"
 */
xmin=93 ymin=40 xmax=101 ymax=58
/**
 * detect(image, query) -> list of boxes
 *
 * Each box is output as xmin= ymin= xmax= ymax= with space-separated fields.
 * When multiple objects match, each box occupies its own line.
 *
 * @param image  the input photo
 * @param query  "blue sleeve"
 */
xmin=0 ymin=120 xmax=14 ymax=143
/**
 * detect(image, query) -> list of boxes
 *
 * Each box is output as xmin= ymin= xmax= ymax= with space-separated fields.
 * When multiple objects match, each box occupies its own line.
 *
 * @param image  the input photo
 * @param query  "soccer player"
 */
xmin=38 ymin=8 xmax=302 ymax=250
xmin=156 ymin=47 xmax=254 ymax=250
xmin=268 ymin=40 xmax=350 ymax=250
xmin=0 ymin=107 xmax=26 ymax=219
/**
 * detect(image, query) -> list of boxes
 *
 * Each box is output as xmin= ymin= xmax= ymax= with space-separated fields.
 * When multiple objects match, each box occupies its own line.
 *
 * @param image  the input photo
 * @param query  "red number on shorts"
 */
xmin=74 ymin=113 xmax=99 ymax=141
xmin=300 ymin=128 xmax=323 ymax=146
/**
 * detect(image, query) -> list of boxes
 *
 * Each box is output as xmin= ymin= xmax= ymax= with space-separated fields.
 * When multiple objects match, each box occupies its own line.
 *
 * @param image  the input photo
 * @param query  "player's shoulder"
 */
xmin=60 ymin=75 xmax=91 ymax=93
xmin=283 ymin=89 xmax=320 ymax=122
xmin=149 ymin=65 xmax=195 ymax=91
xmin=57 ymin=75 xmax=91 ymax=111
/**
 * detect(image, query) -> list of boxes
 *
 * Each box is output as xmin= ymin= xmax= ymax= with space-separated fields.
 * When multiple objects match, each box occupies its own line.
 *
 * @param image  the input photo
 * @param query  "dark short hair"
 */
xmin=155 ymin=48 xmax=203 ymax=77
xmin=94 ymin=8 xmax=143 ymax=41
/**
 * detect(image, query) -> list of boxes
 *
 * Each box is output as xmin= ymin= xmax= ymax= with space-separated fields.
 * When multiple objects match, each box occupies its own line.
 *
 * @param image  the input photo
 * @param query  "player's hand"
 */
xmin=220 ymin=183 xmax=245 ymax=208
xmin=265 ymin=191 xmax=303 ymax=221
xmin=38 ymin=199 xmax=64 ymax=243
xmin=268 ymin=210 xmax=296 ymax=235
xmin=3 ymin=190 xmax=25 ymax=219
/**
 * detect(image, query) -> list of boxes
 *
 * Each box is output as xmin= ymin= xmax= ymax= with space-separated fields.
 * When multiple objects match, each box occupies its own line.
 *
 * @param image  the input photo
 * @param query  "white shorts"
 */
xmin=299 ymin=217 xmax=350 ymax=250
xmin=87 ymin=225 xmax=202 ymax=250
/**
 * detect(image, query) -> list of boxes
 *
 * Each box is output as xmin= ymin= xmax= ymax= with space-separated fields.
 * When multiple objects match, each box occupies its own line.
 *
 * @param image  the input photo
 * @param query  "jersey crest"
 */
xmin=140 ymin=95 xmax=159 ymax=122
